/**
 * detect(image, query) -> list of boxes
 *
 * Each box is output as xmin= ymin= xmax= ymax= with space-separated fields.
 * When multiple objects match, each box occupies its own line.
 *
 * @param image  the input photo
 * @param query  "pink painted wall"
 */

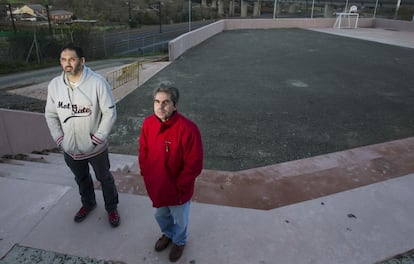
xmin=0 ymin=109 xmax=56 ymax=156
xmin=374 ymin=18 xmax=414 ymax=32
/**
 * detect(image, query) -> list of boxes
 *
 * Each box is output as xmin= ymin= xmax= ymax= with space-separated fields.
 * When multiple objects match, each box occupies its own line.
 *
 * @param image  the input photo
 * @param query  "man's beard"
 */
xmin=65 ymin=64 xmax=82 ymax=76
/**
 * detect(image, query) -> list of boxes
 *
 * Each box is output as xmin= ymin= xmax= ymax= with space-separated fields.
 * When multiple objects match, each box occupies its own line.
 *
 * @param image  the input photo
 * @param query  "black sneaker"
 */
xmin=108 ymin=209 xmax=120 ymax=227
xmin=74 ymin=204 xmax=96 ymax=223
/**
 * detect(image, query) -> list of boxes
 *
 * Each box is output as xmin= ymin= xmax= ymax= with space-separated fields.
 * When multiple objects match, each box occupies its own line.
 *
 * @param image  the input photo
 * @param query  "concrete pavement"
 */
xmin=1 ymin=27 xmax=414 ymax=263
xmin=1 ymin=151 xmax=414 ymax=264
xmin=311 ymin=27 xmax=414 ymax=49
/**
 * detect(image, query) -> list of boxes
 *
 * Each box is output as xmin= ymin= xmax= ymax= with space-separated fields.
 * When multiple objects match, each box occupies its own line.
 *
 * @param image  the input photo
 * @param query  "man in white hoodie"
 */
xmin=45 ymin=43 xmax=120 ymax=227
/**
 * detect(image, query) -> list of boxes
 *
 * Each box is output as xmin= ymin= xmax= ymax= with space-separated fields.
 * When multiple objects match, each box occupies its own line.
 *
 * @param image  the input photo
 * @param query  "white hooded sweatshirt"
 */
xmin=45 ymin=66 xmax=116 ymax=160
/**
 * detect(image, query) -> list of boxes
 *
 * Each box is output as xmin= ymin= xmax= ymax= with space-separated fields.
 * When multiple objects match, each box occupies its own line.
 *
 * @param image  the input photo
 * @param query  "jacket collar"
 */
xmin=157 ymin=111 xmax=179 ymax=132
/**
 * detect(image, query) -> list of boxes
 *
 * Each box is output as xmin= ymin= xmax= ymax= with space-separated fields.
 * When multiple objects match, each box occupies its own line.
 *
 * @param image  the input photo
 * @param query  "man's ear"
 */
xmin=80 ymin=57 xmax=86 ymax=66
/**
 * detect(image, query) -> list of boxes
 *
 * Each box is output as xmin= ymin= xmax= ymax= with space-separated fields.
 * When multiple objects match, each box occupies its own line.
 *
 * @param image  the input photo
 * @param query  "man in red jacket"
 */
xmin=138 ymin=86 xmax=203 ymax=262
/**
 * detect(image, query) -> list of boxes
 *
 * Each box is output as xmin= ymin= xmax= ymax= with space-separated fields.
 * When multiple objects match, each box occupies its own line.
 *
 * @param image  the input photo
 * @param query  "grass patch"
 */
xmin=0 ymin=60 xmax=58 ymax=75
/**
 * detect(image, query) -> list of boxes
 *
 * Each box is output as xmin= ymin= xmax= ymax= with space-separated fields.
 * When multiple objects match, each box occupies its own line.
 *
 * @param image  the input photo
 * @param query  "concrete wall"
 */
xmin=374 ymin=18 xmax=414 ymax=32
xmin=169 ymin=20 xmax=225 ymax=62
xmin=224 ymin=18 xmax=336 ymax=30
xmin=226 ymin=17 xmax=374 ymax=30
xmin=0 ymin=109 xmax=56 ymax=156
xmin=169 ymin=18 xmax=375 ymax=60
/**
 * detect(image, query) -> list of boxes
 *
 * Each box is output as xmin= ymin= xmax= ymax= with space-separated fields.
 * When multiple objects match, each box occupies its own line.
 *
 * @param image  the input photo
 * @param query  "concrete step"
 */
xmin=26 ymin=152 xmax=67 ymax=166
xmin=3 ymin=156 xmax=71 ymax=173
xmin=10 ymin=151 xmax=138 ymax=174
xmin=106 ymin=152 xmax=138 ymax=173
xmin=0 ymin=162 xmax=75 ymax=187
xmin=0 ymin=152 xmax=139 ymax=189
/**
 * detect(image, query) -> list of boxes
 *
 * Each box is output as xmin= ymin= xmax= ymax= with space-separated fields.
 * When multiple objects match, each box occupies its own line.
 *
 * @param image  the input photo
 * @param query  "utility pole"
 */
xmin=159 ymin=2 xmax=162 ymax=33
xmin=6 ymin=3 xmax=16 ymax=35
xmin=150 ymin=2 xmax=162 ymax=32
xmin=46 ymin=3 xmax=53 ymax=37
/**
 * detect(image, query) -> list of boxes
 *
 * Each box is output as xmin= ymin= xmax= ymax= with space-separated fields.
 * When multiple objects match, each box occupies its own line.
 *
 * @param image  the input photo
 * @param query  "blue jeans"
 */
xmin=155 ymin=201 xmax=191 ymax=246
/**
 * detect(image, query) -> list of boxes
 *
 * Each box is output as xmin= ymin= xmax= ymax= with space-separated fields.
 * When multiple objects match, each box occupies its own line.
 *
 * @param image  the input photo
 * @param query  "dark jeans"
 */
xmin=64 ymin=149 xmax=119 ymax=212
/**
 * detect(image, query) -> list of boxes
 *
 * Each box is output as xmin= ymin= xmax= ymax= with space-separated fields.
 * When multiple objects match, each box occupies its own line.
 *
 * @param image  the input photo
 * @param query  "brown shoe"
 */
xmin=154 ymin=235 xmax=171 ymax=252
xmin=169 ymin=243 xmax=185 ymax=262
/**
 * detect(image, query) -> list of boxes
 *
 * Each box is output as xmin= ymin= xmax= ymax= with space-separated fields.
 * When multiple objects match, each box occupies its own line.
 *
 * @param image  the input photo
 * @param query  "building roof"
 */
xmin=50 ymin=10 xmax=73 ymax=16
xmin=26 ymin=4 xmax=45 ymax=11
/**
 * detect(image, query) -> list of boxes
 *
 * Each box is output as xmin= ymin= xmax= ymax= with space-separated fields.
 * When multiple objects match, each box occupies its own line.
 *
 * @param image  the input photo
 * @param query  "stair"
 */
xmin=0 ymin=151 xmax=139 ymax=189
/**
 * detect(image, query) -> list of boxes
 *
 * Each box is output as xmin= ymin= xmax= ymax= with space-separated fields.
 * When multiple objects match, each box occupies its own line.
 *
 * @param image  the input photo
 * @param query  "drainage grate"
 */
xmin=376 ymin=249 xmax=414 ymax=264
xmin=0 ymin=244 xmax=126 ymax=264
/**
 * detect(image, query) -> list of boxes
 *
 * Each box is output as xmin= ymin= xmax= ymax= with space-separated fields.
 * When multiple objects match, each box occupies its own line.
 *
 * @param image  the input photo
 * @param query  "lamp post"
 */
xmin=273 ymin=0 xmax=277 ymax=18
xmin=394 ymin=0 xmax=401 ymax=19
xmin=6 ymin=3 xmax=16 ymax=35
xmin=373 ymin=0 xmax=379 ymax=18
xmin=311 ymin=0 xmax=315 ymax=18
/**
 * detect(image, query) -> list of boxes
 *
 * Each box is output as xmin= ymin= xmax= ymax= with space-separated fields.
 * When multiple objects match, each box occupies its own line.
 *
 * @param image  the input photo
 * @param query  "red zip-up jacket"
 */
xmin=138 ymin=112 xmax=203 ymax=208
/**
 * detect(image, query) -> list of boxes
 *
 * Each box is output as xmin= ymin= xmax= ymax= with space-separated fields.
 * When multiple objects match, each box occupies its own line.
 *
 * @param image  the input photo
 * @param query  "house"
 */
xmin=14 ymin=4 xmax=73 ymax=23
xmin=16 ymin=4 xmax=47 ymax=21
xmin=21 ymin=4 xmax=48 ymax=18
xmin=49 ymin=10 xmax=73 ymax=23
xmin=20 ymin=13 xmax=37 ymax=22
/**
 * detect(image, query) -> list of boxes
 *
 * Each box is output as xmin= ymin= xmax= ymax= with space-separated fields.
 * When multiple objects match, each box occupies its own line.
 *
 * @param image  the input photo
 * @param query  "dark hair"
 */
xmin=60 ymin=43 xmax=85 ymax=59
xmin=153 ymin=85 xmax=180 ymax=106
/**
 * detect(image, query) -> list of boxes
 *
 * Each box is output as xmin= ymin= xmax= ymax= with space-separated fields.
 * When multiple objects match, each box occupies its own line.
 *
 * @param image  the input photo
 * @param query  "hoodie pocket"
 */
xmin=61 ymin=135 xmax=75 ymax=153
xmin=61 ymin=132 xmax=95 ymax=154
xmin=77 ymin=136 xmax=96 ymax=153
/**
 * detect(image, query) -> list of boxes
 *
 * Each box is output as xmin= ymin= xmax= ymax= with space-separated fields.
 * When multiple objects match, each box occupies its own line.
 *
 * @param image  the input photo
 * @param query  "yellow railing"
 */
xmin=105 ymin=61 xmax=140 ymax=91
xmin=105 ymin=56 xmax=168 ymax=91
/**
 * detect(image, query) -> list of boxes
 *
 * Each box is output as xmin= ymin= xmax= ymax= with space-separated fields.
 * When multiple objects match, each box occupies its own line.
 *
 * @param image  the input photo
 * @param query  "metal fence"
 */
xmin=261 ymin=0 xmax=414 ymax=19
xmin=86 ymin=21 xmax=211 ymax=59
xmin=0 ymin=21 xmax=211 ymax=64
xmin=105 ymin=61 xmax=140 ymax=91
